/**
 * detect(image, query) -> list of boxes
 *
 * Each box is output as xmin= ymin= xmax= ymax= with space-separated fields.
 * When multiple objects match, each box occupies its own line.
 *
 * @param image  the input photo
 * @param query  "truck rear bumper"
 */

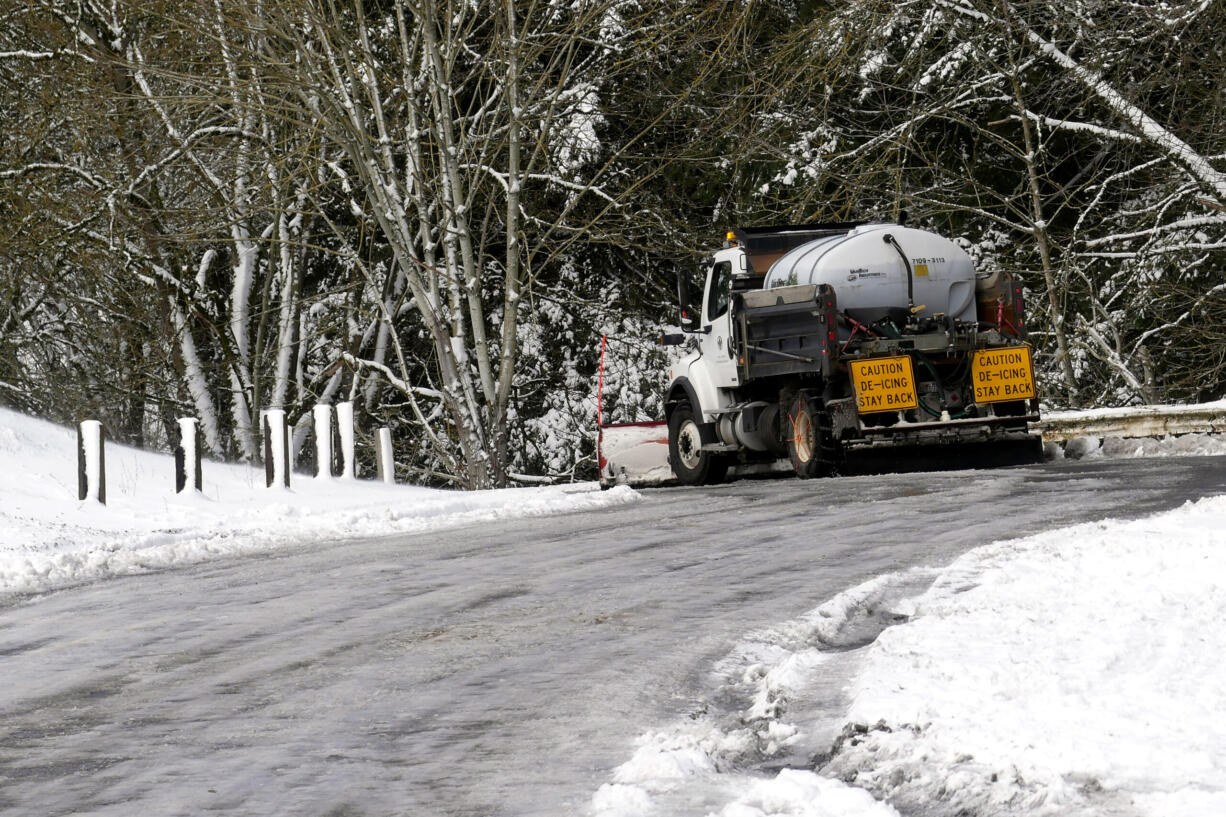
xmin=843 ymin=409 xmax=1044 ymax=461
xmin=844 ymin=413 xmax=1042 ymax=450
xmin=842 ymin=431 xmax=1046 ymax=473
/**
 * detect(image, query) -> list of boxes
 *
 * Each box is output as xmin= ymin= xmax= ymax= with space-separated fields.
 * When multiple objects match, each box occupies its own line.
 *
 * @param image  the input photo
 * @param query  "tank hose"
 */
xmin=883 ymin=233 xmax=915 ymax=311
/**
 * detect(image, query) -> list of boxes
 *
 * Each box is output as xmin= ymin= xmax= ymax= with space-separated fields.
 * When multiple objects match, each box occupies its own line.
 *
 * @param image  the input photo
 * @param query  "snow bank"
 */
xmin=825 ymin=495 xmax=1226 ymax=816
xmin=0 ymin=409 xmax=639 ymax=597
xmin=592 ymin=724 xmax=903 ymax=817
xmin=594 ymin=454 xmax=1226 ymax=817
xmin=591 ymin=569 xmax=939 ymax=817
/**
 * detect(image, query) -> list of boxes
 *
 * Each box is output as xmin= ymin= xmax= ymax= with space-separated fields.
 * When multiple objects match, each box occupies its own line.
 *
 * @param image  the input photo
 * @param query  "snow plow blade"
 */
xmin=598 ymin=421 xmax=674 ymax=488
xmin=597 ymin=421 xmax=792 ymax=488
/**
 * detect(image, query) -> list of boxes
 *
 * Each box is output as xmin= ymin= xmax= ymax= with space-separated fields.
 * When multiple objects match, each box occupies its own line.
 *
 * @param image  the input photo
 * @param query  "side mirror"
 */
xmin=676 ymin=268 xmax=697 ymax=330
xmin=658 ymin=333 xmax=686 ymax=347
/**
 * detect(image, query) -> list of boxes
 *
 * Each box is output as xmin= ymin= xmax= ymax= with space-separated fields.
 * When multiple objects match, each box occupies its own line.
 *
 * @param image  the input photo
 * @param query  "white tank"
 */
xmin=762 ymin=223 xmax=976 ymax=323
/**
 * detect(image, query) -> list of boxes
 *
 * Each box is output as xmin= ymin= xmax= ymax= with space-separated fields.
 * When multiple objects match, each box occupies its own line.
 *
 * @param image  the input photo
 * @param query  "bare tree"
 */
xmin=2 ymin=0 xmax=345 ymax=457
xmin=238 ymin=0 xmax=754 ymax=487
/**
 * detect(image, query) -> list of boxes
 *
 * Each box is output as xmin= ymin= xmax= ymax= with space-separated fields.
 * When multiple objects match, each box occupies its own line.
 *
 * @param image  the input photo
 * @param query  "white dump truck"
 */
xmin=598 ymin=221 xmax=1042 ymax=486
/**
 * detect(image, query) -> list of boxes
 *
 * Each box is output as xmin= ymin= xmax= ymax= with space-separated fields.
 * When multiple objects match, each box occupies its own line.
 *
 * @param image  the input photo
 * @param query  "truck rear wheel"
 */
xmin=787 ymin=395 xmax=838 ymax=479
xmin=668 ymin=405 xmax=728 ymax=486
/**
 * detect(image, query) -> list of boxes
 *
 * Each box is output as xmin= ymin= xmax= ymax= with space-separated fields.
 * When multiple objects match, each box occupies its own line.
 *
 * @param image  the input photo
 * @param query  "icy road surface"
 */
xmin=3 ymin=457 xmax=1225 ymax=817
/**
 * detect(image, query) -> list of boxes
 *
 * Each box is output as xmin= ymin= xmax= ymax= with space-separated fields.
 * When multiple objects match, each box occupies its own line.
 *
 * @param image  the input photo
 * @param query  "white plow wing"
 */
xmin=598 ymin=421 xmax=673 ymax=488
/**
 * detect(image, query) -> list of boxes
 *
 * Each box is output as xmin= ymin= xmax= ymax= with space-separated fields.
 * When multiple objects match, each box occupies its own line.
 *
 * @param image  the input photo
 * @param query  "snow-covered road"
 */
xmin=3 ymin=456 xmax=1225 ymax=817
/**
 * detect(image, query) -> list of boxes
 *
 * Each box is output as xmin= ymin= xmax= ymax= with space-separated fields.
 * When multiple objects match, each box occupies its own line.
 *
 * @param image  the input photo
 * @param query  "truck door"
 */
xmin=700 ymin=259 xmax=740 ymax=389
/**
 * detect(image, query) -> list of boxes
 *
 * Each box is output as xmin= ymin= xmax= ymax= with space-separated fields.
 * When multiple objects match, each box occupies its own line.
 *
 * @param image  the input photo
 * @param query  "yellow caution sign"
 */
xmin=972 ymin=346 xmax=1036 ymax=403
xmin=850 ymin=355 xmax=918 ymax=413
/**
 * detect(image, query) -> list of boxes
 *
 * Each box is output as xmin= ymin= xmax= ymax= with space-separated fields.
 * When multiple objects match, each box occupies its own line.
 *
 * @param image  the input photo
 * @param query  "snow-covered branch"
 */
xmin=1082 ymin=216 xmax=1226 ymax=249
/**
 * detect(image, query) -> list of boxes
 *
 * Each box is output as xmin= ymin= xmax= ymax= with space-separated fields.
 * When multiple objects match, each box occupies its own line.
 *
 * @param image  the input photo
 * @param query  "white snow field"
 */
xmin=4 ymin=406 xmax=1226 ymax=817
xmin=0 ymin=408 xmax=639 ymax=597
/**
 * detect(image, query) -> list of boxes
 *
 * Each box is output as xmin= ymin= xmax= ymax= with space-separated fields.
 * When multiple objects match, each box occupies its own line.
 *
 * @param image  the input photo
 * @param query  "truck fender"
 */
xmin=665 ymin=377 xmax=718 ymax=446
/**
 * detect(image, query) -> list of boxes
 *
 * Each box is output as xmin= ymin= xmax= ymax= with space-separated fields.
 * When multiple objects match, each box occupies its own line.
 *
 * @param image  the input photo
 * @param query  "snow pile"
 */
xmin=591 ymin=569 xmax=940 ymax=817
xmin=827 ymin=496 xmax=1226 ymax=816
xmin=592 ymin=725 xmax=903 ymax=817
xmin=594 ymin=491 xmax=1226 ymax=817
xmin=0 ymin=409 xmax=639 ymax=597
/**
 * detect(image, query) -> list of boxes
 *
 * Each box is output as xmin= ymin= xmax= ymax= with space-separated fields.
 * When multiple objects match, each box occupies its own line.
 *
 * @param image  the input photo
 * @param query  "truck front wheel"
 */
xmin=668 ymin=405 xmax=728 ymax=486
xmin=787 ymin=395 xmax=838 ymax=479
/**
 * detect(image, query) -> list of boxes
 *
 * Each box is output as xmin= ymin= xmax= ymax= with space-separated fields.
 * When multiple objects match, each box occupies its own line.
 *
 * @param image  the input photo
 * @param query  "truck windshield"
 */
xmin=706 ymin=261 xmax=732 ymax=321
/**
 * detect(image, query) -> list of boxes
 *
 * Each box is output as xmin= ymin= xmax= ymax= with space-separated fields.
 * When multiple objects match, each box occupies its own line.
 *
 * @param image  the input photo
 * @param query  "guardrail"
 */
xmin=1039 ymin=402 xmax=1226 ymax=443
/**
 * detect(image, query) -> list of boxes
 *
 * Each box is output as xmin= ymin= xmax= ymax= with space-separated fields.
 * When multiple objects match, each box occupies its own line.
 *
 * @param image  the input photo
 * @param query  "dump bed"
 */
xmin=736 ymin=283 xmax=837 ymax=381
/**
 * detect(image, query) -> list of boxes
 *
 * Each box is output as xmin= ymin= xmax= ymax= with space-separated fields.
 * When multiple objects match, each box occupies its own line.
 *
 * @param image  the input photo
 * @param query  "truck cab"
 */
xmin=675 ymin=248 xmax=742 ymax=400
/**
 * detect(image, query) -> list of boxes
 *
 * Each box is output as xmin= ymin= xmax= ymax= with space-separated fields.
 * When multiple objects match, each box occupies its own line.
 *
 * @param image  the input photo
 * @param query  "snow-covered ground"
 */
xmin=4 ymin=406 xmax=1226 ymax=817
xmin=0 ymin=408 xmax=638 ymax=597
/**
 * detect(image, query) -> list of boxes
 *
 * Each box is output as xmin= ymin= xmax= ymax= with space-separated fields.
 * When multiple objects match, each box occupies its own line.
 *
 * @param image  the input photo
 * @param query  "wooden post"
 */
xmin=336 ymin=401 xmax=356 ymax=479
xmin=263 ymin=409 xmax=290 ymax=488
xmin=175 ymin=417 xmax=203 ymax=493
xmin=313 ymin=403 xmax=333 ymax=479
xmin=77 ymin=420 xmax=106 ymax=504
xmin=376 ymin=427 xmax=395 ymax=484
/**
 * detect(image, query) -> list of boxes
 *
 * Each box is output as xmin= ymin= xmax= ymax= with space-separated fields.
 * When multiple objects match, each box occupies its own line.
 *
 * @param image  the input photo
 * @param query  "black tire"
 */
xmin=668 ymin=404 xmax=729 ymax=486
xmin=786 ymin=394 xmax=839 ymax=479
